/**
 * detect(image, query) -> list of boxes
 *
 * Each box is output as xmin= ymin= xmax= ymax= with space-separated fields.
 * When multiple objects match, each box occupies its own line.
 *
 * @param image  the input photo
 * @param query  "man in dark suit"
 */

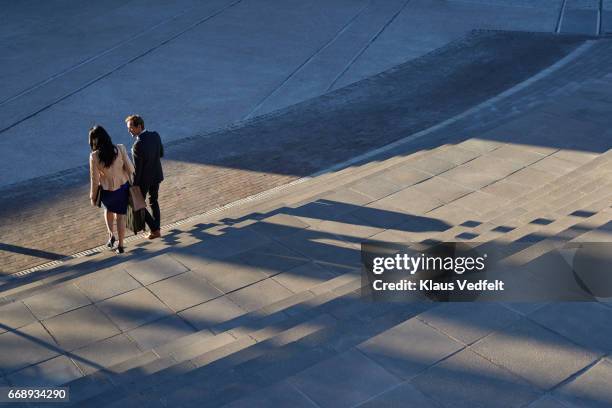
xmin=126 ymin=114 xmax=164 ymax=239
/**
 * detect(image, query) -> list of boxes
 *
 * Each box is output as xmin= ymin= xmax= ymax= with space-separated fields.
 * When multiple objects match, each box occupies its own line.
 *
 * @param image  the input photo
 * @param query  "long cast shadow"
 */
xmin=0 ymin=243 xmax=65 ymax=261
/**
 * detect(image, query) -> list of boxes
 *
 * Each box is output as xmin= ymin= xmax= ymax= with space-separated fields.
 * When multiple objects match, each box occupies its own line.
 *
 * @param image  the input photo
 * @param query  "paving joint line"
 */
xmin=0 ymin=0 xmax=245 ymax=136
xmin=326 ymin=0 xmax=412 ymax=92
xmin=243 ymin=0 xmax=374 ymax=120
xmin=598 ymin=0 xmax=604 ymax=35
xmin=556 ymin=0 xmax=568 ymax=33
xmin=0 ymin=7 xmax=192 ymax=108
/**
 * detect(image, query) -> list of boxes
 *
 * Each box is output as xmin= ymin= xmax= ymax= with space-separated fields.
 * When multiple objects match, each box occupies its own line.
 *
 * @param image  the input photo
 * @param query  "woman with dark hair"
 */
xmin=89 ymin=125 xmax=135 ymax=254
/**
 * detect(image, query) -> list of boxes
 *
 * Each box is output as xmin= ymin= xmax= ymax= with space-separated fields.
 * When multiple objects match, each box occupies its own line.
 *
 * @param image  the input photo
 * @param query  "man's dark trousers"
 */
xmin=132 ymin=130 xmax=164 ymax=233
xmin=141 ymin=183 xmax=160 ymax=232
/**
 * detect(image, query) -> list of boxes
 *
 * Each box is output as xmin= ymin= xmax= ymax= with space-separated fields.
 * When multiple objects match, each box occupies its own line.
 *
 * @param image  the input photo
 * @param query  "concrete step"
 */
xmin=434 ymin=179 xmax=612 ymax=244
xmin=132 ymin=218 xmax=612 ymax=408
xmin=486 ymin=149 xmax=612 ymax=218
xmin=177 ymin=306 xmax=424 ymax=408
xmin=424 ymin=149 xmax=612 ymax=242
xmin=72 ymin=197 xmax=612 ymax=407
xmin=102 ymin=296 xmax=427 ymax=408
xmin=63 ymin=271 xmax=363 ymax=406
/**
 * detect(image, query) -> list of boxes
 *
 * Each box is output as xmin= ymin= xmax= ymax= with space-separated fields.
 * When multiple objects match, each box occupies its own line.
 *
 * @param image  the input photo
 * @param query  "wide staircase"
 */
xmin=43 ymin=140 xmax=611 ymax=408
xmin=0 ymin=32 xmax=611 ymax=408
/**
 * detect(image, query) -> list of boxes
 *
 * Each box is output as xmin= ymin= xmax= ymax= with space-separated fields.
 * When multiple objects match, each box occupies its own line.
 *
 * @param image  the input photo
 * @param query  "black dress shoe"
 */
xmin=116 ymin=246 xmax=124 ymax=254
xmin=107 ymin=235 xmax=116 ymax=249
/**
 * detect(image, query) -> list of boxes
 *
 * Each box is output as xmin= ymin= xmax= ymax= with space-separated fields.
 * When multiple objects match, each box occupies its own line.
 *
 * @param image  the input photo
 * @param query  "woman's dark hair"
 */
xmin=89 ymin=125 xmax=117 ymax=168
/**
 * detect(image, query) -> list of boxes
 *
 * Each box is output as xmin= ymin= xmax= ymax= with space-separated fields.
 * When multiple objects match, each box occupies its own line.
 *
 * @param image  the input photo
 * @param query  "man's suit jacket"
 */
xmin=132 ymin=130 xmax=164 ymax=188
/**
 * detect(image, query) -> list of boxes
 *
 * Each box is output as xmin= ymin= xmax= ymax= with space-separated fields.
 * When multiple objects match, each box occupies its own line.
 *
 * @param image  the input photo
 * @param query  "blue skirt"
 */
xmin=101 ymin=182 xmax=129 ymax=214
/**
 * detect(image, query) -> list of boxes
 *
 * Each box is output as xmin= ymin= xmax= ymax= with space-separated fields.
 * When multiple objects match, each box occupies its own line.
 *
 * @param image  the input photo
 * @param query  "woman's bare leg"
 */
xmin=117 ymin=214 xmax=126 ymax=248
xmin=104 ymin=209 xmax=114 ymax=238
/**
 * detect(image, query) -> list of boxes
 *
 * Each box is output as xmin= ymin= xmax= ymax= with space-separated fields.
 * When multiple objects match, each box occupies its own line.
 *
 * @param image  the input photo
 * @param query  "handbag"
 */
xmin=126 ymin=201 xmax=146 ymax=234
xmin=94 ymin=185 xmax=102 ymax=208
xmin=118 ymin=143 xmax=145 ymax=211
xmin=126 ymin=181 xmax=146 ymax=234
xmin=129 ymin=185 xmax=146 ymax=211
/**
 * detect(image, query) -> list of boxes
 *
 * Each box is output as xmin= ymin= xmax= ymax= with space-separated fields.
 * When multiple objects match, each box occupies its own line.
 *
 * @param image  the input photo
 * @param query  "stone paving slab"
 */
xmin=542 ymin=95 xmax=612 ymax=127
xmin=321 ymin=188 xmax=373 ymax=208
xmin=96 ymin=287 xmax=173 ymax=332
xmin=427 ymin=144 xmax=481 ymax=166
xmin=471 ymin=318 xmax=601 ymax=390
xmin=526 ymin=395 xmax=570 ymax=408
xmin=561 ymin=3 xmax=599 ymax=35
xmin=407 ymin=155 xmax=458 ymax=176
xmin=230 ymin=241 xmax=310 ymax=275
xmin=222 ymin=380 xmax=317 ymax=408
xmin=126 ymin=315 xmax=196 ymax=351
xmin=42 ymin=305 xmax=121 ymax=351
xmin=278 ymin=230 xmax=362 ymax=273
xmin=72 ymin=334 xmax=142 ymax=375
xmin=527 ymin=302 xmax=612 ymax=354
xmin=357 ymin=317 xmax=464 ymax=380
xmin=307 ymin=213 xmax=386 ymax=240
xmin=194 ymin=260 xmax=271 ymax=294
xmin=417 ymin=303 xmax=522 ymax=345
xmin=451 ymin=191 xmax=508 ymax=216
xmin=502 ymin=166 xmax=558 ymax=188
xmin=412 ymin=348 xmax=541 ymax=408
xmin=425 ymin=202 xmax=481 ymax=226
xmin=348 ymin=203 xmax=416 ymax=232
xmin=0 ymin=321 xmax=59 ymax=375
xmin=554 ymin=358 xmax=612 ymax=408
xmin=486 ymin=143 xmax=547 ymax=166
xmin=272 ymin=262 xmax=337 ymax=294
xmin=289 ymin=349 xmax=402 ymax=408
xmin=249 ymin=214 xmax=311 ymax=239
xmin=21 ymin=284 xmax=91 ymax=321
xmin=123 ymin=254 xmax=189 ymax=286
xmin=441 ymin=154 xmax=525 ymax=190
xmin=6 ymin=355 xmax=82 ymax=387
xmin=373 ymin=186 xmax=445 ymax=215
xmin=286 ymin=200 xmax=362 ymax=228
xmin=480 ymin=109 xmax=605 ymax=152
xmin=347 ymin=174 xmax=403 ymax=201
xmin=147 ymin=271 xmax=223 ymax=312
xmin=179 ymin=296 xmax=246 ymax=333
xmin=529 ymin=156 xmax=582 ymax=176
xmin=0 ymin=300 xmax=37 ymax=335
xmin=482 ymin=179 xmax=535 ymax=200
xmin=411 ymin=176 xmax=474 ymax=204
xmin=357 ymin=381 xmax=444 ymax=407
xmin=74 ymin=267 xmax=142 ymax=303
xmin=227 ymin=279 xmax=295 ymax=313
xmin=335 ymin=0 xmax=563 ymax=89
